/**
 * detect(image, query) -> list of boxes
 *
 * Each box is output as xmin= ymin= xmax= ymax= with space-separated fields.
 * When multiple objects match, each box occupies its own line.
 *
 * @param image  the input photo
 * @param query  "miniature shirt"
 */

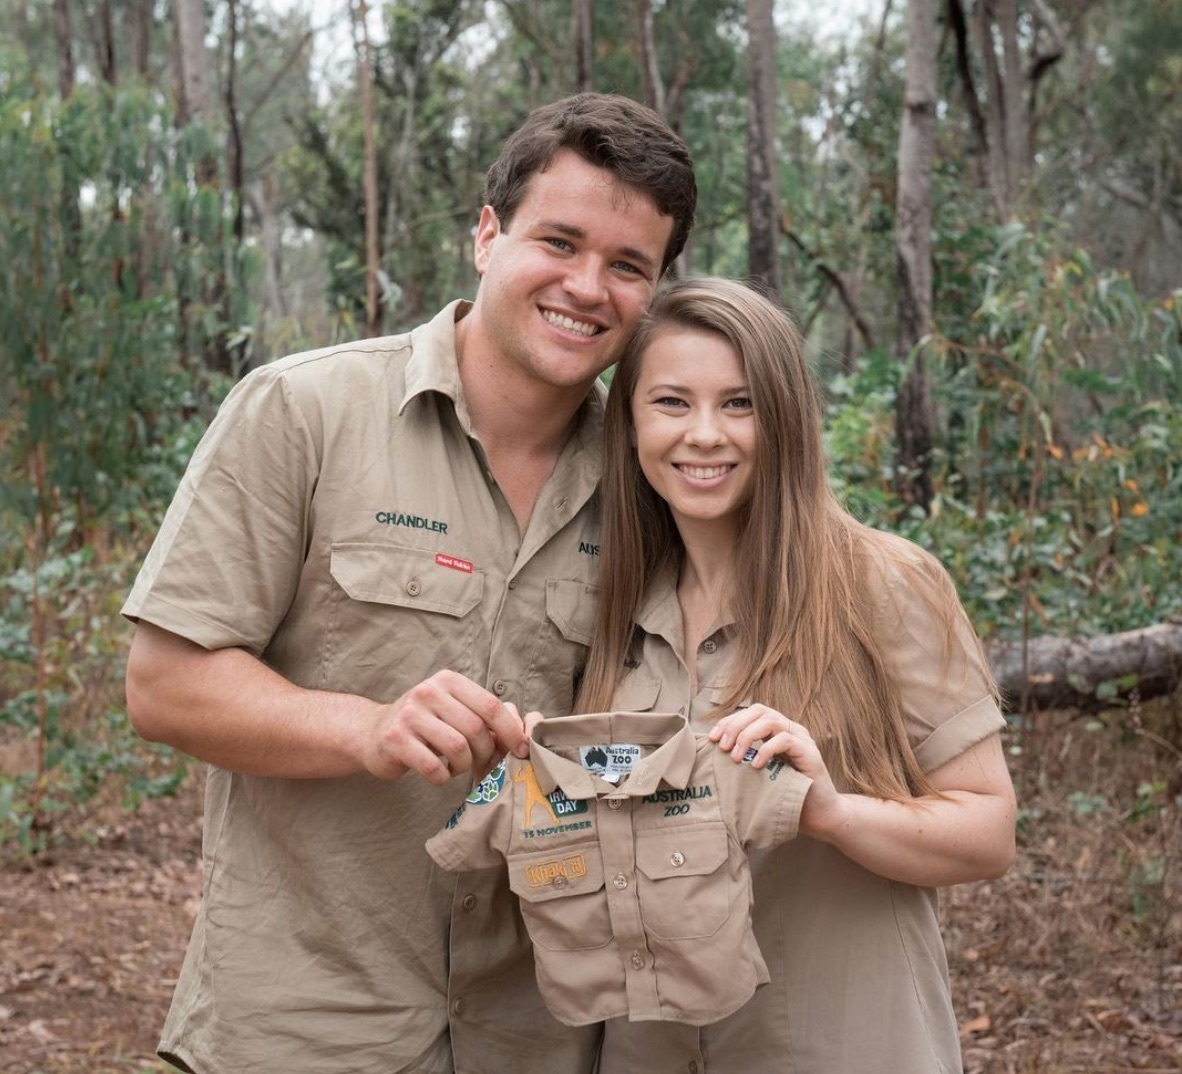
xmin=121 ymin=301 xmax=604 ymax=1074
xmin=426 ymin=710 xmax=813 ymax=1027
xmin=599 ymin=535 xmax=1009 ymax=1074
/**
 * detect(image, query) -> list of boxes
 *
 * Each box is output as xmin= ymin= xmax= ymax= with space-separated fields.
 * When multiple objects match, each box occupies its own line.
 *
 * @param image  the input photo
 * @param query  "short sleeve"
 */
xmin=708 ymin=743 xmax=812 ymax=850
xmin=425 ymin=760 xmax=517 ymax=872
xmin=869 ymin=538 xmax=1006 ymax=773
xmin=121 ymin=366 xmax=318 ymax=655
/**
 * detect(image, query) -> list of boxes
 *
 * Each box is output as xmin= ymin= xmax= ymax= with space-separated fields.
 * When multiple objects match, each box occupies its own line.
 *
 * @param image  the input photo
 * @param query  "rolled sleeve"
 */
xmin=869 ymin=537 xmax=1003 ymax=770
xmin=912 ymin=694 xmax=1005 ymax=773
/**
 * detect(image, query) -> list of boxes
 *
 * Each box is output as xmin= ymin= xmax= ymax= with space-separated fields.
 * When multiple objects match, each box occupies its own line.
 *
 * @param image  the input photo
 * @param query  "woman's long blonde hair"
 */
xmin=578 ymin=277 xmax=993 ymax=799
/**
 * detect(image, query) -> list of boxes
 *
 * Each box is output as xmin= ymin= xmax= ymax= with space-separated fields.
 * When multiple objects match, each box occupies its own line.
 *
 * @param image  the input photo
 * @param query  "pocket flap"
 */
xmin=611 ymin=675 xmax=661 ymax=712
xmin=635 ymin=825 xmax=729 ymax=880
xmin=509 ymin=844 xmax=606 ymax=904
xmin=545 ymin=578 xmax=599 ymax=646
xmin=330 ymin=542 xmax=483 ymax=617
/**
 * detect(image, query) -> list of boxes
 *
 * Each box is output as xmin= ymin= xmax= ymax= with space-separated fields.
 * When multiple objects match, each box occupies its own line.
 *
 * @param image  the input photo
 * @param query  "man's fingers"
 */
xmin=439 ymin=673 xmax=529 ymax=758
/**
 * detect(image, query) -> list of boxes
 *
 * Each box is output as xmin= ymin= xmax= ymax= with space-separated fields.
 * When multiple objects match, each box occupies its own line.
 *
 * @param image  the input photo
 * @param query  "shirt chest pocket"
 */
xmin=635 ymin=825 xmax=731 ymax=941
xmin=520 ymin=578 xmax=600 ymax=716
xmin=327 ymin=542 xmax=484 ymax=690
xmin=508 ymin=844 xmax=613 ymax=952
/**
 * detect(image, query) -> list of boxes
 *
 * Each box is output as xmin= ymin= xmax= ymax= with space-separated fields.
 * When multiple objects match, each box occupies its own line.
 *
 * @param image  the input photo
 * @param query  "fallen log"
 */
xmin=986 ymin=621 xmax=1182 ymax=712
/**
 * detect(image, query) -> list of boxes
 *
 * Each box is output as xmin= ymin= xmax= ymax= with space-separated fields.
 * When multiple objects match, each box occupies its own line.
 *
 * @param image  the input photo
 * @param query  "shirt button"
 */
xmin=630 ymin=951 xmax=645 ymax=969
xmin=492 ymin=680 xmax=507 ymax=696
xmin=507 ymin=578 xmax=517 ymax=589
xmin=452 ymin=997 xmax=465 ymax=1016
xmin=461 ymin=894 xmax=477 ymax=912
xmin=688 ymin=1063 xmax=699 ymax=1074
xmin=552 ymin=874 xmax=568 ymax=888
xmin=406 ymin=579 xmax=421 ymax=596
xmin=607 ymin=799 xmax=622 ymax=810
xmin=670 ymin=851 xmax=685 ymax=867
xmin=701 ymin=639 xmax=717 ymax=654
xmin=613 ymin=873 xmax=628 ymax=890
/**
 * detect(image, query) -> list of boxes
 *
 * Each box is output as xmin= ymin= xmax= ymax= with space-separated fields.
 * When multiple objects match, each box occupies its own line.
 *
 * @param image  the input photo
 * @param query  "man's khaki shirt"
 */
xmin=426 ymin=712 xmax=811 ymax=1027
xmin=600 ymin=536 xmax=1007 ymax=1074
xmin=122 ymin=302 xmax=603 ymax=1074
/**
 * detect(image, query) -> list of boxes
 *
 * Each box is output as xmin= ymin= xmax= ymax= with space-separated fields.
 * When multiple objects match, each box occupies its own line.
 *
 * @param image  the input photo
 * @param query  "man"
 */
xmin=123 ymin=93 xmax=696 ymax=1073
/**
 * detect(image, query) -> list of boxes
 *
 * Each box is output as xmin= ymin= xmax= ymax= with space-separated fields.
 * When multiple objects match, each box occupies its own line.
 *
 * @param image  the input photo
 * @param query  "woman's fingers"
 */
xmin=711 ymin=704 xmax=810 ymax=753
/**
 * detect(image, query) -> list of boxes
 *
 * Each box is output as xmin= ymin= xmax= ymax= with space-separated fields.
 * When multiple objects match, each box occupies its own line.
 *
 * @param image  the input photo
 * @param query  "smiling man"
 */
xmin=122 ymin=94 xmax=696 ymax=1074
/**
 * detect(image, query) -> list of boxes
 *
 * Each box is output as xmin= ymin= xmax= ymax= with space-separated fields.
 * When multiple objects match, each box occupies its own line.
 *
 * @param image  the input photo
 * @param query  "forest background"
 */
xmin=0 ymin=0 xmax=1179 ymax=1071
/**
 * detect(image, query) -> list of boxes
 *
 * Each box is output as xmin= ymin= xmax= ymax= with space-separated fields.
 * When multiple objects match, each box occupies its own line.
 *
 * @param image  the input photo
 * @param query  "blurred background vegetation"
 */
xmin=0 ymin=0 xmax=1179 ymax=853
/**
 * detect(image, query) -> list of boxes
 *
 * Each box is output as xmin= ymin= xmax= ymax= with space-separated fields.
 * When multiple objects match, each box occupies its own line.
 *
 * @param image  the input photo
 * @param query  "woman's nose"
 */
xmin=685 ymin=409 xmax=725 ymax=446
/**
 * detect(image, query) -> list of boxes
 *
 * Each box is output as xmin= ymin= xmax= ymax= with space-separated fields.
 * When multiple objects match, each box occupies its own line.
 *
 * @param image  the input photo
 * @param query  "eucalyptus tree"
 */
xmin=745 ymin=0 xmax=780 ymax=298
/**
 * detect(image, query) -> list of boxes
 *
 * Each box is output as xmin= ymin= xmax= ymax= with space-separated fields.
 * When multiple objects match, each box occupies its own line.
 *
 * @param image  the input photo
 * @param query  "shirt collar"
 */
xmin=395 ymin=299 xmax=607 ymax=490
xmin=398 ymin=300 xmax=472 ymax=428
xmin=529 ymin=712 xmax=697 ymax=800
xmin=634 ymin=563 xmax=737 ymax=651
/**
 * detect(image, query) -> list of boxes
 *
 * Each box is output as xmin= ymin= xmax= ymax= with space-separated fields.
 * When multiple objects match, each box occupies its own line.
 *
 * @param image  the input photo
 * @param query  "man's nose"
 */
xmin=562 ymin=258 xmax=609 ymax=305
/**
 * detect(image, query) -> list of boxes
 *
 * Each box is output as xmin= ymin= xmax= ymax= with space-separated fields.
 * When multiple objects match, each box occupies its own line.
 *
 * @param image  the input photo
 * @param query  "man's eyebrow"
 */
xmin=543 ymin=221 xmax=659 ymax=271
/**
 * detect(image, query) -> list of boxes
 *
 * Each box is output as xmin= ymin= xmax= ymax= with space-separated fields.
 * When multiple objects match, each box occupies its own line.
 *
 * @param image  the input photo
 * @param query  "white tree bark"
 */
xmin=894 ymin=0 xmax=937 ymax=509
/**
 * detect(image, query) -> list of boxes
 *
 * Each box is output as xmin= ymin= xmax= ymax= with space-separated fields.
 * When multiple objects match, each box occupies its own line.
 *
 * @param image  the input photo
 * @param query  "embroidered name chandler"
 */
xmin=642 ymin=785 xmax=714 ymax=804
xmin=375 ymin=510 xmax=448 ymax=534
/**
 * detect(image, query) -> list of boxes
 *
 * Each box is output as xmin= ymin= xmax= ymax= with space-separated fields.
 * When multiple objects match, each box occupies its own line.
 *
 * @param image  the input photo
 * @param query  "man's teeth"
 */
xmin=679 ymin=465 xmax=731 ymax=480
xmin=543 ymin=310 xmax=598 ymax=336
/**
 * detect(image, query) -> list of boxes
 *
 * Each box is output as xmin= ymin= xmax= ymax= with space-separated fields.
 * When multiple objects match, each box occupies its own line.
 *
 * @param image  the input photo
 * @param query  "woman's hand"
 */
xmin=710 ymin=707 xmax=1017 ymax=886
xmin=709 ymin=705 xmax=848 ymax=838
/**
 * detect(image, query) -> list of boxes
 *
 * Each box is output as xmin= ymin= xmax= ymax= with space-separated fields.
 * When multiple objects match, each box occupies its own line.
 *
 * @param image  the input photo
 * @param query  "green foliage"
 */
xmin=0 ymin=543 xmax=188 ymax=858
xmin=0 ymin=79 xmax=229 ymax=538
xmin=824 ymin=223 xmax=1182 ymax=640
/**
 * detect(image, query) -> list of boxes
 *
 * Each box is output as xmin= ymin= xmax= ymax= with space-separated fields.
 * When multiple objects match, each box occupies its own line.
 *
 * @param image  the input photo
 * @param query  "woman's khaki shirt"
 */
xmin=601 ymin=538 xmax=1007 ymax=1074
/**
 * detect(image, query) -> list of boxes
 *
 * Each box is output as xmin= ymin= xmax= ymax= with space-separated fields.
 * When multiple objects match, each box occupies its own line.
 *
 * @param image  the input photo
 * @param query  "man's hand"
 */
xmin=363 ymin=671 xmax=529 ymax=785
xmin=126 ymin=622 xmax=528 ymax=784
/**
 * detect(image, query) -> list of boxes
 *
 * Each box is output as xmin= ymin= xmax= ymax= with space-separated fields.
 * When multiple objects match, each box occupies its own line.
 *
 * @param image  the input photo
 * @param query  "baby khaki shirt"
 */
xmin=425 ymin=711 xmax=812 ymax=1027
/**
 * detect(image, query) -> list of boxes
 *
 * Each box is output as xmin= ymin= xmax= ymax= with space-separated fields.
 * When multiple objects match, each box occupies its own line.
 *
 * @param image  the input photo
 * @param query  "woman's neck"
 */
xmin=677 ymin=517 xmax=740 ymax=601
xmin=676 ymin=519 xmax=740 ymax=684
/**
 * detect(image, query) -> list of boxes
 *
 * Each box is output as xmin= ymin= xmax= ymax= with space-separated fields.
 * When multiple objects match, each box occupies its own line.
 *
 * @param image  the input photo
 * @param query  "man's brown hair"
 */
xmin=484 ymin=93 xmax=697 ymax=273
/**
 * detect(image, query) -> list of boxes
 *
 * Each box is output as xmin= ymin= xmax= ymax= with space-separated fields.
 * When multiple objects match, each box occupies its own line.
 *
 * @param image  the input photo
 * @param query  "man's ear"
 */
xmin=473 ymin=205 xmax=501 ymax=276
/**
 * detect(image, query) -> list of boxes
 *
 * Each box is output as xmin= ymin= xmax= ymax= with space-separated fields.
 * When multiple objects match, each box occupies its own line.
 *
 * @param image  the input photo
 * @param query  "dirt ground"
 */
xmin=1 ymin=709 xmax=1180 ymax=1074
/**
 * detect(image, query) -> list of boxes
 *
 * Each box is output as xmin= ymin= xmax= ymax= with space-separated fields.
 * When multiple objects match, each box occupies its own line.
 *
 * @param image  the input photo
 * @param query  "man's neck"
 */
xmin=455 ymin=318 xmax=594 ymax=532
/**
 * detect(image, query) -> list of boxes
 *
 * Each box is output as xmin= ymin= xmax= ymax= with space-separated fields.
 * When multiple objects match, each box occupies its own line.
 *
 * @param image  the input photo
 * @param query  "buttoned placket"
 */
xmin=475 ymin=404 xmax=599 ymax=708
xmin=447 ymin=417 xmax=599 ymax=1049
xmin=595 ymin=791 xmax=664 ymax=1016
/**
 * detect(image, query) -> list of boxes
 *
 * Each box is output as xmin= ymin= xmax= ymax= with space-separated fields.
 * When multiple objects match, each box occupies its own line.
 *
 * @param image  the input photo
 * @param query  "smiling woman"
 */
xmin=577 ymin=276 xmax=1017 ymax=1074
xmin=630 ymin=325 xmax=756 ymax=538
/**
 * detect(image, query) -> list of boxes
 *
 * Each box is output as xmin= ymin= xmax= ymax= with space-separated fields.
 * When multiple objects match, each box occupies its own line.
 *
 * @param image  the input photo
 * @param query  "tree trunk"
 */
xmin=175 ymin=0 xmax=213 ymax=132
xmin=226 ymin=0 xmax=245 ymax=246
xmin=354 ymin=0 xmax=382 ymax=338
xmin=575 ymin=0 xmax=594 ymax=93
xmin=133 ymin=0 xmax=151 ymax=80
xmin=988 ymin=623 xmax=1182 ymax=713
xmin=53 ymin=0 xmax=75 ymax=99
xmin=174 ymin=0 xmax=229 ymax=375
xmin=970 ymin=0 xmax=1063 ymax=218
xmin=894 ymin=0 xmax=937 ymax=511
xmin=745 ymin=0 xmax=780 ymax=300
xmin=638 ymin=0 xmax=664 ymax=115
xmin=248 ymin=176 xmax=289 ymax=336
xmin=96 ymin=0 xmax=116 ymax=86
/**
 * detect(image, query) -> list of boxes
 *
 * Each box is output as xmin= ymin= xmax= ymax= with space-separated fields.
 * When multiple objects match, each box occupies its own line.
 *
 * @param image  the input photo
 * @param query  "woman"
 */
xmin=578 ymin=277 xmax=1017 ymax=1073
